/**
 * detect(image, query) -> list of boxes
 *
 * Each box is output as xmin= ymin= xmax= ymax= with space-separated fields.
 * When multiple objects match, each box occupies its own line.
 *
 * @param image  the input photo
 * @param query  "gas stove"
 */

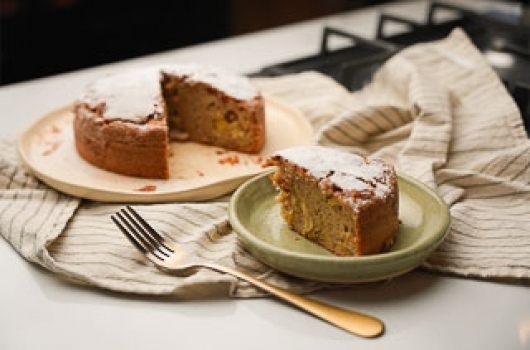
xmin=252 ymin=1 xmax=530 ymax=135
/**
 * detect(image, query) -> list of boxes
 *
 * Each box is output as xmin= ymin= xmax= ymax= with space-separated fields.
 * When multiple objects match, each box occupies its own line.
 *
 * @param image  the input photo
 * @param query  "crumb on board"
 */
xmin=41 ymin=141 xmax=61 ymax=156
xmin=252 ymin=155 xmax=266 ymax=166
xmin=215 ymin=151 xmax=269 ymax=167
xmin=135 ymin=185 xmax=157 ymax=192
xmin=218 ymin=154 xmax=240 ymax=165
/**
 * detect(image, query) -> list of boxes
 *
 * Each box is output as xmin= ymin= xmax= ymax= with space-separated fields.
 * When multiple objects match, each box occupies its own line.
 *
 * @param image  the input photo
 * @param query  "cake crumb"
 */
xmin=136 ymin=185 xmax=157 ymax=192
xmin=218 ymin=154 xmax=240 ymax=165
xmin=41 ymin=141 xmax=61 ymax=156
xmin=251 ymin=155 xmax=268 ymax=167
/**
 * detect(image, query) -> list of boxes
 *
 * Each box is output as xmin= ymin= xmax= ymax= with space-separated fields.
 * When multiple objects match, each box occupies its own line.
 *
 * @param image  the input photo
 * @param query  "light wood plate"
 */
xmin=17 ymin=96 xmax=313 ymax=202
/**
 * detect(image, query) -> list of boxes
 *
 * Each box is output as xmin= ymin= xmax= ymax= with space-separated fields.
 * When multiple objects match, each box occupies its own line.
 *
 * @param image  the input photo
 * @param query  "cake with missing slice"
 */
xmin=73 ymin=64 xmax=265 ymax=179
xmin=266 ymin=146 xmax=399 ymax=256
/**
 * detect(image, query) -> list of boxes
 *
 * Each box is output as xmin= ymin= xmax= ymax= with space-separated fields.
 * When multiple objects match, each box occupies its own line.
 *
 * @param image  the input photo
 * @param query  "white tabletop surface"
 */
xmin=1 ymin=1 xmax=529 ymax=349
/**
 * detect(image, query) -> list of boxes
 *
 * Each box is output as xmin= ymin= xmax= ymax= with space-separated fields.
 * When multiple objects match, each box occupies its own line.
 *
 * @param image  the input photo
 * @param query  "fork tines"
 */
xmin=111 ymin=205 xmax=174 ymax=261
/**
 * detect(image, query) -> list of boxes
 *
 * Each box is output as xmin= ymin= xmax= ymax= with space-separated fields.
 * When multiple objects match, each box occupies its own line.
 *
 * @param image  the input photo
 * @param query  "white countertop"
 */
xmin=1 ymin=1 xmax=529 ymax=349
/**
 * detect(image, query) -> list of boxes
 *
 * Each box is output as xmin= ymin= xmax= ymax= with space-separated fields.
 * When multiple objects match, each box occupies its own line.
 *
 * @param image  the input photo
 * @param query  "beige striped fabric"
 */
xmin=258 ymin=28 xmax=530 ymax=280
xmin=1 ymin=28 xmax=529 ymax=299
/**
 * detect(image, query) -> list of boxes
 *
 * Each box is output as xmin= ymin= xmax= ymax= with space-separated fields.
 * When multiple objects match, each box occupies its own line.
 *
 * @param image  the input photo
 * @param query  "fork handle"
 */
xmin=204 ymin=263 xmax=384 ymax=338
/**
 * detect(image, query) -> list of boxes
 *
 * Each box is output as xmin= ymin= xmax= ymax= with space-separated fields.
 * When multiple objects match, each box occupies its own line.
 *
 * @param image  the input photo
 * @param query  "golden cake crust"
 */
xmin=267 ymin=146 xmax=399 ymax=256
xmin=73 ymin=105 xmax=170 ymax=178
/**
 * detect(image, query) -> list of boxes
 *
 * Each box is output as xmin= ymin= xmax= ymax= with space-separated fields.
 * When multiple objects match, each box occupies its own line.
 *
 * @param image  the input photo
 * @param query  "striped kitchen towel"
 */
xmin=258 ymin=28 xmax=530 ymax=280
xmin=1 ymin=28 xmax=529 ymax=299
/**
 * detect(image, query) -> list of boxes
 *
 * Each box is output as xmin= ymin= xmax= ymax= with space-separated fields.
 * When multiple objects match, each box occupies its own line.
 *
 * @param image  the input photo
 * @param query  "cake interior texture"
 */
xmin=161 ymin=72 xmax=264 ymax=153
xmin=268 ymin=146 xmax=399 ymax=256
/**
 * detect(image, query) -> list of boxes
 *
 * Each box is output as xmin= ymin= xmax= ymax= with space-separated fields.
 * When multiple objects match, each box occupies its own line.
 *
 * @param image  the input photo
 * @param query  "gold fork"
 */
xmin=111 ymin=205 xmax=384 ymax=338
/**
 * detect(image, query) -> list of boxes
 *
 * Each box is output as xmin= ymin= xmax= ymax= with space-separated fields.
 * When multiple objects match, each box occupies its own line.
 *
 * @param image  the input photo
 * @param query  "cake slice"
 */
xmin=266 ymin=146 xmax=399 ymax=256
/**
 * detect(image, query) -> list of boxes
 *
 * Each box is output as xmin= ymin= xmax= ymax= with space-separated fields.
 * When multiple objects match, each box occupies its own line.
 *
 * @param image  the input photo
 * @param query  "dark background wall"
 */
xmin=0 ymin=0 xmax=389 ymax=86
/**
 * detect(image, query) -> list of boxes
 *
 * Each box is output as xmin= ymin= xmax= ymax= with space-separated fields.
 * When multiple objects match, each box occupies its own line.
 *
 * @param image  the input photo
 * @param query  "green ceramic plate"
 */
xmin=229 ymin=170 xmax=451 ymax=283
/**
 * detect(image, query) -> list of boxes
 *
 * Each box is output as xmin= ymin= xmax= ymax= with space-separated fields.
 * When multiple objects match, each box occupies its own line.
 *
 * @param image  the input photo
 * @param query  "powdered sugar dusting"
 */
xmin=79 ymin=67 xmax=163 ymax=122
xmin=77 ymin=64 xmax=259 ymax=121
xmin=274 ymin=146 xmax=394 ymax=199
xmin=162 ymin=63 xmax=259 ymax=101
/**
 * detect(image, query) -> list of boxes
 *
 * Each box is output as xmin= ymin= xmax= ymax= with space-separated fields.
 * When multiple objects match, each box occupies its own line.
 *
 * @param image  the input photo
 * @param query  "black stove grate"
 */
xmin=252 ymin=1 xmax=530 ymax=135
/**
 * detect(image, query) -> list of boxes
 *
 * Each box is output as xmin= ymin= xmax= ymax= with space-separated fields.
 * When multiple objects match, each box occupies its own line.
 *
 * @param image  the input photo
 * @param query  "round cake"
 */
xmin=73 ymin=64 xmax=265 ymax=179
xmin=266 ymin=146 xmax=399 ymax=256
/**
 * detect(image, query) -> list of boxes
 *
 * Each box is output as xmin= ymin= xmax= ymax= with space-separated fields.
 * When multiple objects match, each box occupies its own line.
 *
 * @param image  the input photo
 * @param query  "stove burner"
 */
xmin=256 ymin=27 xmax=396 ymax=88
xmin=252 ymin=1 xmax=530 ymax=135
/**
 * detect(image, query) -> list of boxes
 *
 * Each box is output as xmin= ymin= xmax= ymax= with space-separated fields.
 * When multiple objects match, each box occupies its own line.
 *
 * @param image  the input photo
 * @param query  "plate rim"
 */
xmin=229 ymin=169 xmax=451 ymax=282
xmin=16 ymin=96 xmax=313 ymax=202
